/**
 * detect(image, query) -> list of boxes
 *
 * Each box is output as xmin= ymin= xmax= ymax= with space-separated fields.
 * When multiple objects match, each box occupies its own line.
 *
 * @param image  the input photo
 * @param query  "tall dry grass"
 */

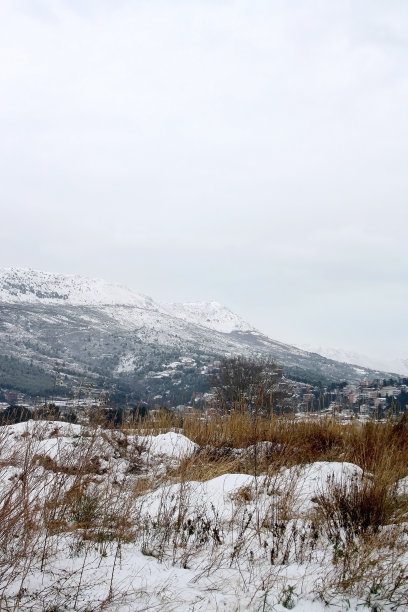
xmin=130 ymin=409 xmax=408 ymax=483
xmin=1 ymin=410 xmax=407 ymax=609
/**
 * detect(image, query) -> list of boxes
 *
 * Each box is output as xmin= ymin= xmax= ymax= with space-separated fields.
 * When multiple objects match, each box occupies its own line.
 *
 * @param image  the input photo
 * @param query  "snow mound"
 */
xmin=282 ymin=461 xmax=364 ymax=512
xmin=140 ymin=473 xmax=254 ymax=521
xmin=2 ymin=419 xmax=82 ymax=439
xmin=140 ymin=461 xmax=364 ymax=523
xmin=139 ymin=431 xmax=198 ymax=458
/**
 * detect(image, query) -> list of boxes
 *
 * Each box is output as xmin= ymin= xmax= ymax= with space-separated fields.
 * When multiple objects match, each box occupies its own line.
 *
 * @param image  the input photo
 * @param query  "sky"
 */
xmin=1 ymin=0 xmax=407 ymax=364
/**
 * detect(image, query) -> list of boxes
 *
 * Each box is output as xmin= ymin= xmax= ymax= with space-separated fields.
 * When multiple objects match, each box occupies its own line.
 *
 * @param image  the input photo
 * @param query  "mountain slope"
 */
xmin=163 ymin=301 xmax=255 ymax=333
xmin=297 ymin=343 xmax=408 ymax=377
xmin=0 ymin=268 xmax=396 ymax=397
xmin=0 ymin=268 xmax=157 ymax=308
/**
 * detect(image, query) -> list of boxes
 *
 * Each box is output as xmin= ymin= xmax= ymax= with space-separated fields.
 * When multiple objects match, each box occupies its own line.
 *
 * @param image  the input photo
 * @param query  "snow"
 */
xmin=297 ymin=342 xmax=408 ymax=376
xmin=2 ymin=419 xmax=82 ymax=437
xmin=0 ymin=267 xmax=381 ymax=384
xmin=0 ymin=269 xmax=255 ymax=337
xmin=140 ymin=473 xmax=255 ymax=522
xmin=138 ymin=431 xmax=198 ymax=458
xmin=279 ymin=461 xmax=364 ymax=513
xmin=139 ymin=462 xmax=365 ymax=524
xmin=164 ymin=300 xmax=256 ymax=333
xmin=0 ymin=421 xmax=404 ymax=611
xmin=115 ymin=353 xmax=137 ymax=373
xmin=0 ymin=267 xmax=157 ymax=307
xmin=397 ymin=475 xmax=408 ymax=496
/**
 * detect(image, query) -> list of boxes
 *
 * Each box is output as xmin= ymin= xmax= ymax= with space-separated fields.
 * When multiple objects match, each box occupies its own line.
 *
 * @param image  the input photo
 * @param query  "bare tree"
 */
xmin=211 ymin=356 xmax=292 ymax=415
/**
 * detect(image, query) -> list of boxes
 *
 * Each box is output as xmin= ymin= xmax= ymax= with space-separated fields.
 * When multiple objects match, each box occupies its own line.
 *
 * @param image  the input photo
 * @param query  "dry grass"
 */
xmin=173 ymin=449 xmax=242 ymax=482
xmin=1 ymin=412 xmax=408 ymax=609
xmin=132 ymin=410 xmax=408 ymax=486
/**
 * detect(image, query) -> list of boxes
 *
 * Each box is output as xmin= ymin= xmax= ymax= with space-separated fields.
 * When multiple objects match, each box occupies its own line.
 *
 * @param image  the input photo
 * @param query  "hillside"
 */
xmin=0 ymin=268 xmax=394 ymax=397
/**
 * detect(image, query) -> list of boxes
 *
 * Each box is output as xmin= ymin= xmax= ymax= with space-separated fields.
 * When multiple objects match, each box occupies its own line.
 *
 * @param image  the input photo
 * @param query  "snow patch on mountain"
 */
xmin=164 ymin=300 xmax=255 ymax=333
xmin=298 ymin=344 xmax=408 ymax=376
xmin=0 ymin=268 xmax=157 ymax=308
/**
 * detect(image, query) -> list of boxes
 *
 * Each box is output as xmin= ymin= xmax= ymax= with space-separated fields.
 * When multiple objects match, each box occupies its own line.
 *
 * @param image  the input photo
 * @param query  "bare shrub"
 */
xmin=313 ymin=465 xmax=408 ymax=608
xmin=313 ymin=473 xmax=401 ymax=539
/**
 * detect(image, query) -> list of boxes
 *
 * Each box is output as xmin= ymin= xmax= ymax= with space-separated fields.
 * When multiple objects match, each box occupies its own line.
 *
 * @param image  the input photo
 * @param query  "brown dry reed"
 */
xmin=0 ymin=410 xmax=408 ymax=609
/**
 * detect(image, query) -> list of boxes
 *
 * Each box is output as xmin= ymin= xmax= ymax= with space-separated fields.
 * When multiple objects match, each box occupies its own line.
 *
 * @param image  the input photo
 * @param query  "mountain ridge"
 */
xmin=0 ymin=268 xmax=157 ymax=308
xmin=297 ymin=343 xmax=408 ymax=377
xmin=0 ymin=268 xmax=400 ymax=397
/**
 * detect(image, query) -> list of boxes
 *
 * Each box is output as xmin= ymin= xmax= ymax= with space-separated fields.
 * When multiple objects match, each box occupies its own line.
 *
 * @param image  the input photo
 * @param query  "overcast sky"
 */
xmin=1 ymin=0 xmax=407 ymax=362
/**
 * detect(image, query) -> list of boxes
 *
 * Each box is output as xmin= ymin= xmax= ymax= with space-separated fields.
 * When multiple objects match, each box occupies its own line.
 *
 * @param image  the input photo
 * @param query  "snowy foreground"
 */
xmin=0 ymin=421 xmax=407 ymax=611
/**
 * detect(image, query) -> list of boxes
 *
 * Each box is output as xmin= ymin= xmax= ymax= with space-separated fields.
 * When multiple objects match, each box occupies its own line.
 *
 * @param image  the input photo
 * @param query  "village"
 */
xmin=1 ymin=360 xmax=407 ymax=425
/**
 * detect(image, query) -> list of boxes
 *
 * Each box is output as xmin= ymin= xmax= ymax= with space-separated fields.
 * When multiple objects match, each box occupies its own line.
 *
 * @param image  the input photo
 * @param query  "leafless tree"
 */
xmin=210 ymin=356 xmax=292 ymax=416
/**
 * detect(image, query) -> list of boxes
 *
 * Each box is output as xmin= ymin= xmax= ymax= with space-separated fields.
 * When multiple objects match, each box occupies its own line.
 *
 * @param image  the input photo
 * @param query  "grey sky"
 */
xmin=1 ymin=0 xmax=407 ymax=361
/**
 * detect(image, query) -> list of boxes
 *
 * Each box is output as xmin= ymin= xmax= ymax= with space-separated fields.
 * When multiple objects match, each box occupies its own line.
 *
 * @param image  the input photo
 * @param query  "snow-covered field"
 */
xmin=0 ymin=420 xmax=407 ymax=611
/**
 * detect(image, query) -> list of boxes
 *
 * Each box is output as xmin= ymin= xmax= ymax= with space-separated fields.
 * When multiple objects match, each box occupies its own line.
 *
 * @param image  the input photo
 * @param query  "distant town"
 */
xmin=1 ymin=359 xmax=407 ymax=425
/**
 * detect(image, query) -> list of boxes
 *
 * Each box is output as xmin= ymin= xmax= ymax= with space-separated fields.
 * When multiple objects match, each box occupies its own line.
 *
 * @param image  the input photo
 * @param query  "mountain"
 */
xmin=0 ymin=268 xmax=397 ymax=398
xmin=163 ymin=301 xmax=255 ymax=333
xmin=297 ymin=344 xmax=408 ymax=377
xmin=0 ymin=268 xmax=156 ymax=308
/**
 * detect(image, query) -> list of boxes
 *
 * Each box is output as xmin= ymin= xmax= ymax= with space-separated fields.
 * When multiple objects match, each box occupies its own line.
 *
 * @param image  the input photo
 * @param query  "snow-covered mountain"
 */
xmin=0 ymin=269 xmax=253 ymax=333
xmin=298 ymin=344 xmax=408 ymax=377
xmin=163 ymin=301 xmax=255 ymax=334
xmin=0 ymin=268 xmax=397 ymax=396
xmin=0 ymin=268 xmax=157 ymax=308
